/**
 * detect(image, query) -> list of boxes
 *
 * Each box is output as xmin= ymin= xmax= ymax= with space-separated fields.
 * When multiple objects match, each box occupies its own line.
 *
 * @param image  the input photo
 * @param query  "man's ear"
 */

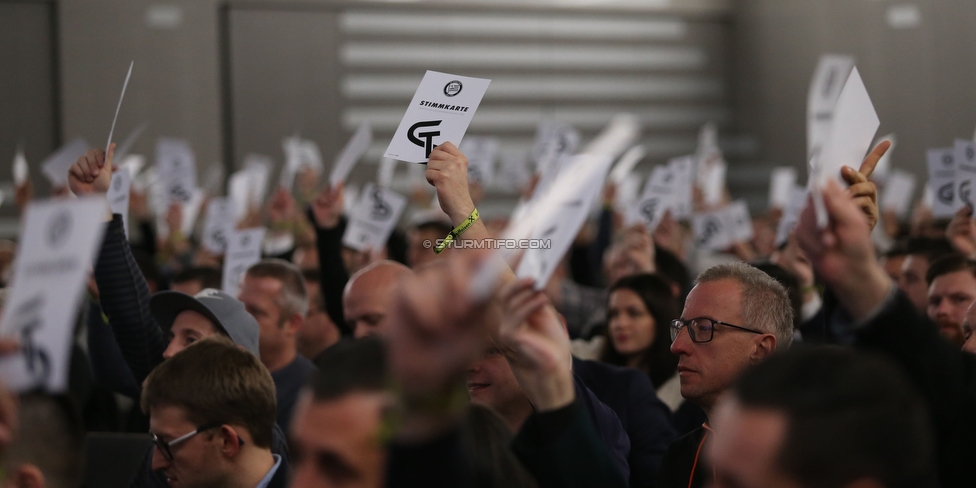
xmin=751 ymin=334 xmax=777 ymax=363
xmin=11 ymin=464 xmax=45 ymax=488
xmin=218 ymin=425 xmax=243 ymax=459
xmin=286 ymin=313 xmax=304 ymax=336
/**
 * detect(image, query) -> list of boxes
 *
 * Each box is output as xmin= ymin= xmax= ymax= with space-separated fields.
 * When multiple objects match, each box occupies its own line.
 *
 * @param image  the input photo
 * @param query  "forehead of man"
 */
xmin=683 ymin=279 xmax=744 ymax=323
xmin=344 ymin=263 xmax=410 ymax=306
xmin=930 ymin=269 xmax=976 ymax=297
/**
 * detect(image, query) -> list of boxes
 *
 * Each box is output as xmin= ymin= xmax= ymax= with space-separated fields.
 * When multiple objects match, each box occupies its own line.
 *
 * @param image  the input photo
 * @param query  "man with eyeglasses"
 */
xmin=659 ymin=262 xmax=794 ymax=488
xmin=142 ymin=336 xmax=286 ymax=488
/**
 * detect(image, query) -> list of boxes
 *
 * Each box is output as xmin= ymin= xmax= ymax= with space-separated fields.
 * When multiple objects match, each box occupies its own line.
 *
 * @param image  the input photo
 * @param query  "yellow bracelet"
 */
xmin=434 ymin=208 xmax=479 ymax=254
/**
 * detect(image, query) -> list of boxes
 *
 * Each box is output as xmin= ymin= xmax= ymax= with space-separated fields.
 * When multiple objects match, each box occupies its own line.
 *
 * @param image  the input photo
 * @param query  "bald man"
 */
xmin=343 ymin=260 xmax=412 ymax=338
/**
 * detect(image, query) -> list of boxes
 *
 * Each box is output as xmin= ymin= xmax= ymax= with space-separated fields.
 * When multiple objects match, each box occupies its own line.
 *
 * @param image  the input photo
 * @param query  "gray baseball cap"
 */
xmin=150 ymin=288 xmax=260 ymax=357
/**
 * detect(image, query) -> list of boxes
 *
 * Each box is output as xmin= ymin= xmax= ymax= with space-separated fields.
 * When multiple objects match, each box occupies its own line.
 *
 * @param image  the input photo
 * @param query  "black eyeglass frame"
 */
xmin=670 ymin=317 xmax=764 ymax=343
xmin=150 ymin=421 xmax=225 ymax=461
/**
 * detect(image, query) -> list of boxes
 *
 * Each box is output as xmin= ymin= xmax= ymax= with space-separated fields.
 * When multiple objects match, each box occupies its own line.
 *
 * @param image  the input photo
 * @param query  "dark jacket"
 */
xmin=573 ymin=357 xmax=676 ymax=487
xmin=657 ymin=425 xmax=708 ymax=488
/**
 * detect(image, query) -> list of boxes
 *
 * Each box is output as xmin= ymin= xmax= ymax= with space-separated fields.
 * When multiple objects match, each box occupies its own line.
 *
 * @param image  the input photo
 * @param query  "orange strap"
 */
xmin=688 ymin=423 xmax=713 ymax=488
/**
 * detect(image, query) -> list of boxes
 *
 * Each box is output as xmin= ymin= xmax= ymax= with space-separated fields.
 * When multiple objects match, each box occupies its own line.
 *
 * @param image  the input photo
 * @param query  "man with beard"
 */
xmin=925 ymin=253 xmax=976 ymax=346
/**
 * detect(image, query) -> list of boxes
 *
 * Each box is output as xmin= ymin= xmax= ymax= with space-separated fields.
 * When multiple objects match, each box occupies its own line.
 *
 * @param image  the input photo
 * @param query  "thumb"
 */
xmin=104 ymin=143 xmax=116 ymax=172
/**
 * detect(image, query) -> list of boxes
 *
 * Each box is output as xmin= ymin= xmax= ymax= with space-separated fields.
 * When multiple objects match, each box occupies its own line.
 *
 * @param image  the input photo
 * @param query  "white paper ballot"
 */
xmin=342 ymin=183 xmax=407 ymax=252
xmin=330 ymin=122 xmax=373 ymax=187
xmin=155 ymin=188 xmax=204 ymax=239
xmin=955 ymin=140 xmax=976 ymax=210
xmin=533 ymin=120 xmax=581 ymax=178
xmin=928 ymin=147 xmax=960 ymax=218
xmin=726 ymin=200 xmax=754 ymax=243
xmin=700 ymin=159 xmax=727 ymax=207
xmin=107 ymin=170 xmax=132 ymax=237
xmin=228 ymin=169 xmax=251 ymax=221
xmin=384 ymin=71 xmax=491 ymax=163
xmin=377 ymin=158 xmax=398 ymax=189
xmin=280 ymin=137 xmax=324 ymax=191
xmin=667 ymin=156 xmax=695 ymax=219
xmin=156 ymin=138 xmax=197 ymax=204
xmin=494 ymin=152 xmax=531 ymax=194
xmin=41 ymin=138 xmax=89 ymax=187
xmin=812 ymin=67 xmax=880 ymax=188
xmin=871 ymin=134 xmax=896 ymax=183
xmin=693 ymin=210 xmax=732 ymax=251
xmin=13 ymin=148 xmax=28 ymax=187
xmin=775 ymin=186 xmax=809 ymax=247
xmin=614 ymin=177 xmax=641 ymax=215
xmin=0 ymin=197 xmax=108 ymax=392
xmin=222 ymin=227 xmax=266 ymax=297
xmin=808 ymin=54 xmax=856 ymax=160
xmin=625 ymin=166 xmax=674 ymax=230
xmin=516 ymin=154 xmax=614 ymax=288
xmin=118 ymin=154 xmax=146 ymax=180
xmin=769 ymin=167 xmax=798 ymax=209
xmin=243 ymin=154 xmax=272 ymax=208
xmin=460 ymin=136 xmax=500 ymax=187
xmin=610 ymin=145 xmax=646 ymax=185
xmin=881 ymin=169 xmax=917 ymax=219
xmin=202 ymin=197 xmax=235 ymax=254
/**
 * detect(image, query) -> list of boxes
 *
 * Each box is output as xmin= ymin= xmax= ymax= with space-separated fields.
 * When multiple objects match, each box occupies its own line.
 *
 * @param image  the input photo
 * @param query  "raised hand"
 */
xmin=427 ymin=142 xmax=475 ymax=226
xmin=267 ymin=187 xmax=298 ymax=226
xmin=68 ymin=144 xmax=115 ymax=196
xmin=840 ymin=140 xmax=889 ymax=230
xmin=795 ymin=180 xmax=892 ymax=322
xmin=309 ymin=182 xmax=344 ymax=230
xmin=497 ymin=277 xmax=575 ymax=412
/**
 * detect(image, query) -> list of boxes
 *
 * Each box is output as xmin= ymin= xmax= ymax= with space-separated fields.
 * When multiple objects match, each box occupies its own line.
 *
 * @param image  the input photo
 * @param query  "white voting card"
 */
xmin=625 ymin=166 xmax=674 ymax=230
xmin=228 ymin=169 xmax=252 ymax=221
xmin=726 ymin=200 xmax=754 ymax=243
xmin=42 ymin=138 xmax=89 ymax=187
xmin=156 ymin=138 xmax=197 ymax=205
xmin=202 ymin=197 xmax=235 ymax=254
xmin=775 ymin=186 xmax=809 ymax=247
xmin=13 ymin=148 xmax=28 ymax=187
xmin=609 ymin=145 xmax=646 ymax=185
xmin=881 ymin=169 xmax=916 ymax=219
xmin=494 ymin=152 xmax=531 ymax=194
xmin=460 ymin=136 xmax=500 ymax=187
xmin=769 ymin=167 xmax=798 ymax=209
xmin=280 ymin=136 xmax=324 ymax=190
xmin=385 ymin=71 xmax=491 ymax=163
xmin=222 ymin=227 xmax=266 ymax=297
xmin=516 ymin=153 xmax=614 ymax=288
xmin=693 ymin=209 xmax=732 ymax=251
xmin=330 ymin=122 xmax=373 ymax=187
xmin=928 ymin=147 xmax=960 ymax=218
xmin=377 ymin=158 xmax=398 ymax=189
xmin=667 ymin=155 xmax=695 ymax=220
xmin=812 ymin=67 xmax=879 ymax=188
xmin=243 ymin=154 xmax=272 ymax=208
xmin=342 ymin=183 xmax=407 ymax=253
xmin=533 ymin=120 xmax=581 ymax=177
xmin=807 ymin=54 xmax=855 ymax=160
xmin=955 ymin=140 xmax=976 ymax=210
xmin=107 ymin=170 xmax=132 ymax=237
xmin=700 ymin=159 xmax=727 ymax=207
xmin=0 ymin=197 xmax=107 ymax=392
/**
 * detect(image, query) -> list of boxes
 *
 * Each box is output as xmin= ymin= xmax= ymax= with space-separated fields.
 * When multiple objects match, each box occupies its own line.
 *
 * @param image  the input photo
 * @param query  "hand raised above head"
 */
xmin=68 ymin=144 xmax=115 ymax=196
xmin=426 ymin=142 xmax=474 ymax=226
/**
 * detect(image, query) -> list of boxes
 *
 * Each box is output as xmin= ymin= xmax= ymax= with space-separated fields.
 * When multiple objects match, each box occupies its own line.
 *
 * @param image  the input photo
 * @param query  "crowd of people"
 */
xmin=0 ymin=123 xmax=974 ymax=488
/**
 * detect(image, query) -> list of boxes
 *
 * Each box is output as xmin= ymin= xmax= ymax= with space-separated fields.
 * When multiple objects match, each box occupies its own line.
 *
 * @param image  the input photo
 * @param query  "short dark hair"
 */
xmin=141 ymin=336 xmax=277 ymax=448
xmin=925 ymin=253 xmax=976 ymax=285
xmin=753 ymin=262 xmax=803 ymax=333
xmin=732 ymin=347 xmax=936 ymax=488
xmin=172 ymin=266 xmax=223 ymax=290
xmin=308 ymin=337 xmax=388 ymax=401
xmin=905 ymin=237 xmax=954 ymax=261
xmin=600 ymin=273 xmax=678 ymax=389
xmin=246 ymin=259 xmax=309 ymax=318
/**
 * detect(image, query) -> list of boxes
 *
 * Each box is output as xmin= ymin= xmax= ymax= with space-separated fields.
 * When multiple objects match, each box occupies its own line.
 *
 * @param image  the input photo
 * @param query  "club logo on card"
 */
xmin=443 ymin=80 xmax=463 ymax=97
xmin=370 ymin=189 xmax=391 ymax=219
xmin=11 ymin=295 xmax=50 ymax=384
xmin=408 ymin=120 xmax=442 ymax=158
xmin=697 ymin=218 xmax=721 ymax=246
xmin=641 ymin=199 xmax=658 ymax=221
xmin=46 ymin=211 xmax=72 ymax=248
xmin=961 ymin=181 xmax=972 ymax=207
xmin=938 ymin=183 xmax=955 ymax=204
xmin=943 ymin=154 xmax=954 ymax=166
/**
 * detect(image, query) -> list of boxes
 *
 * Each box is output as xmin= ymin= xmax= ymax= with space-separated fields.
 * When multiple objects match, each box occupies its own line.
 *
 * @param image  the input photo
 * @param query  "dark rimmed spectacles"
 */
xmin=670 ymin=317 xmax=764 ymax=344
xmin=151 ymin=421 xmax=224 ymax=461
